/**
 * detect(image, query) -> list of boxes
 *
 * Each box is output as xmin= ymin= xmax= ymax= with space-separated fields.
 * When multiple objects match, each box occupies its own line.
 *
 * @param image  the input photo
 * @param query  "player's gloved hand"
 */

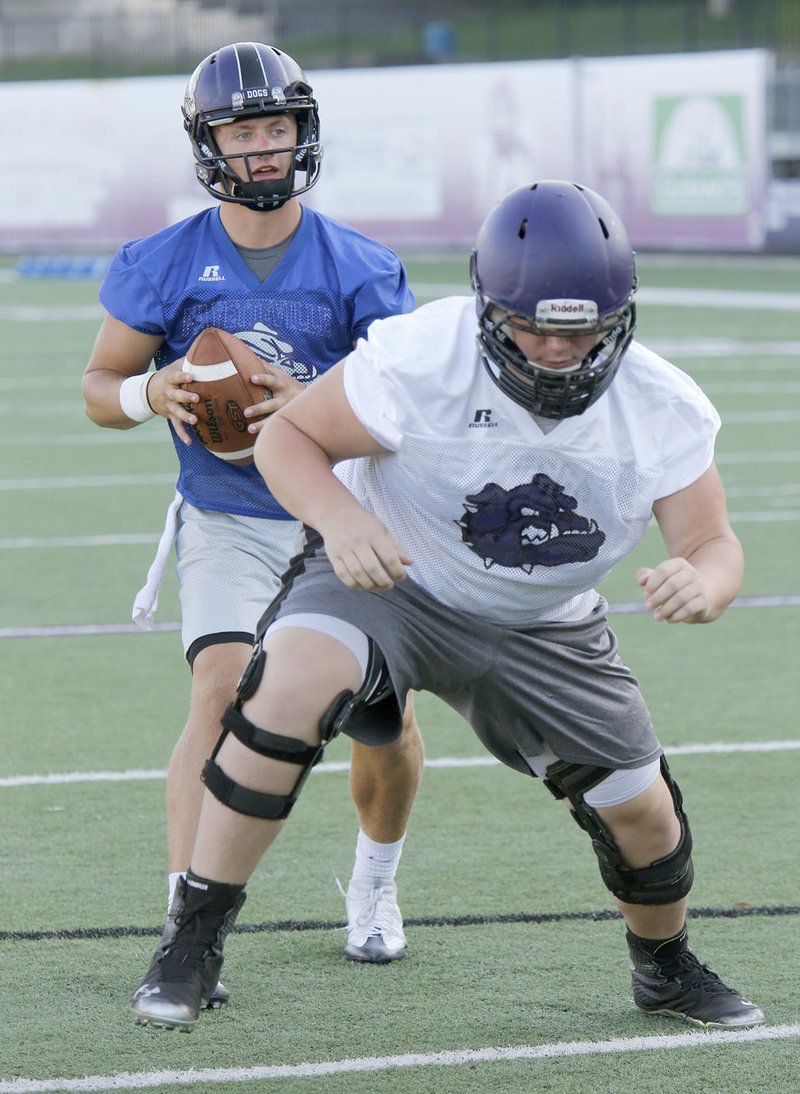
xmin=244 ymin=367 xmax=306 ymax=432
xmin=636 ymin=559 xmax=713 ymax=624
xmin=321 ymin=509 xmax=413 ymax=591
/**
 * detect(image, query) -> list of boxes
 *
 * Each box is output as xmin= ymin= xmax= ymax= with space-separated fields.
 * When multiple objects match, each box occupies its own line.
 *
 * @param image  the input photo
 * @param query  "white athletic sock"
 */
xmin=351 ymin=829 xmax=406 ymax=885
xmin=168 ymin=870 xmax=185 ymax=913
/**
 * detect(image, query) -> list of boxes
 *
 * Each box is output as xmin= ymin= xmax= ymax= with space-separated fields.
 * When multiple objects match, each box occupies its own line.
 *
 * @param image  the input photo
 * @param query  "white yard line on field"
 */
xmin=0 ymin=473 xmax=175 ymax=491
xmin=0 ymin=534 xmax=161 ymax=549
xmin=4 ymin=282 xmax=800 ymax=323
xmin=2 ymin=740 xmax=799 ymax=789
xmin=409 ymin=285 xmax=800 ymax=311
xmin=1 ymin=596 xmax=798 ymax=637
xmin=650 ymin=339 xmax=800 ymax=358
xmin=729 ymin=510 xmax=800 ymax=521
xmin=721 ymin=410 xmax=800 ymax=423
xmin=0 ymin=433 xmax=166 ymax=447
xmin=0 ymin=1024 xmax=798 ymax=1092
xmin=0 ymin=304 xmax=104 ymax=321
xmin=1 ymin=509 xmax=798 ymax=550
xmin=718 ymin=451 xmax=800 ymax=463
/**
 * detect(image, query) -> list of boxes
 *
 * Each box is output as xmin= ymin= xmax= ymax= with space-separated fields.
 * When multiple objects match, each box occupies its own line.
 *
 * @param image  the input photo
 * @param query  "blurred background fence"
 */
xmin=1 ymin=0 xmax=799 ymax=77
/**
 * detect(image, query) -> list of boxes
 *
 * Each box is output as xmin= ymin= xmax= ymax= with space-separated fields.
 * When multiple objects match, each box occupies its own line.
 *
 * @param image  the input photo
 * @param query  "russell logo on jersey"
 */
xmin=198 ymin=265 xmax=226 ymax=282
xmin=468 ymin=409 xmax=499 ymax=429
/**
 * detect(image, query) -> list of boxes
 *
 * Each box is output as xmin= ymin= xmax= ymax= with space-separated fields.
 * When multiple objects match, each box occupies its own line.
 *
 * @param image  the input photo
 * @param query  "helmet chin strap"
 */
xmin=232 ymin=176 xmax=294 ymax=211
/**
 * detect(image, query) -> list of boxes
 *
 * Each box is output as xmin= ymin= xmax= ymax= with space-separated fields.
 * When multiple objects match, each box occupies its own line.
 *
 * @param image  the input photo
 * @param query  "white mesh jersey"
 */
xmin=338 ymin=295 xmax=720 ymax=625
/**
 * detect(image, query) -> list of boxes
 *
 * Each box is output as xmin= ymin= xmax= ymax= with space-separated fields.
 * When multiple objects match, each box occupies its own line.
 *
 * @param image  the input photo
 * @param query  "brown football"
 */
xmin=182 ymin=328 xmax=265 ymax=467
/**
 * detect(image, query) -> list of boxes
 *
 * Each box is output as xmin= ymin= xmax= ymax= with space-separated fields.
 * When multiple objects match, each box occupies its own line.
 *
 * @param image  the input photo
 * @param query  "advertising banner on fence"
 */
xmin=0 ymin=49 xmax=774 ymax=254
xmin=578 ymin=50 xmax=769 ymax=250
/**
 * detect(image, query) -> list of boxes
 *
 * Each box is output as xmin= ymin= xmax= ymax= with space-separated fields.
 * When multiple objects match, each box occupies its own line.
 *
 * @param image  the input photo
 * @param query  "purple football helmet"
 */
xmin=471 ymin=181 xmax=638 ymax=419
xmin=182 ymin=42 xmax=322 ymax=212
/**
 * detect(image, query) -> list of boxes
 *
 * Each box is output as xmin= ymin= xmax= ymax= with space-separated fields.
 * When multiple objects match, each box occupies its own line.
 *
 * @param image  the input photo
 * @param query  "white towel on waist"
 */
xmin=132 ymin=491 xmax=183 ymax=630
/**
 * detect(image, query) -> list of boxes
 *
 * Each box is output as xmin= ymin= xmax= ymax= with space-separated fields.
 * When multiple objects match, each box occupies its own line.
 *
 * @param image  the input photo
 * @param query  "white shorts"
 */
xmin=176 ymin=501 xmax=303 ymax=660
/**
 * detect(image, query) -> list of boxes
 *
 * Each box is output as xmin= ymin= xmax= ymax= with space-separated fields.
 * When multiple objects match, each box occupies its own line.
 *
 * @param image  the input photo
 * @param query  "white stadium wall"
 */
xmin=0 ymin=49 xmax=775 ymax=254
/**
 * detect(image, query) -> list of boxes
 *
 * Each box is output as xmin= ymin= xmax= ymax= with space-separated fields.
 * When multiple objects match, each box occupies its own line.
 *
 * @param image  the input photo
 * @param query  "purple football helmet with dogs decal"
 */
xmin=471 ymin=181 xmax=638 ymax=419
xmin=182 ymin=42 xmax=322 ymax=211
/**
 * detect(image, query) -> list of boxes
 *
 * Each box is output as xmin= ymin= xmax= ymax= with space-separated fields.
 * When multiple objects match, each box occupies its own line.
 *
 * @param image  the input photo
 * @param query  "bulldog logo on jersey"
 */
xmin=456 ymin=473 xmax=605 ymax=572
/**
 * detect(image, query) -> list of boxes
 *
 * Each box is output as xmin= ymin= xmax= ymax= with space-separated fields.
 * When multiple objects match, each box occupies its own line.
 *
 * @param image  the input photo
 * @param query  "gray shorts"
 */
xmin=176 ymin=502 xmax=303 ymax=661
xmin=266 ymin=546 xmax=660 ymax=772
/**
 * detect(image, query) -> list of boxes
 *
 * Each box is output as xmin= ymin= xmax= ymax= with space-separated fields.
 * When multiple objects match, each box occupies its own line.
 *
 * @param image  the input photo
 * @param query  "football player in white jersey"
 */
xmin=131 ymin=180 xmax=764 ymax=1033
xmin=82 ymin=43 xmax=424 ymax=999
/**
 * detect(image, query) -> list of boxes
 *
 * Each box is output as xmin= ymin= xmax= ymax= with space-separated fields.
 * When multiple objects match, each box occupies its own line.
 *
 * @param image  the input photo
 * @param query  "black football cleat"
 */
xmin=132 ymin=873 xmax=245 ymax=1032
xmin=155 ymin=884 xmax=232 ymax=1011
xmin=628 ymin=929 xmax=764 ymax=1029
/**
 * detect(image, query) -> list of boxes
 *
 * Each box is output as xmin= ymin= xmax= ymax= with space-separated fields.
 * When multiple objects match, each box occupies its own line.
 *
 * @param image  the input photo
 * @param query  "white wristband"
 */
xmin=119 ymin=373 xmax=156 ymax=423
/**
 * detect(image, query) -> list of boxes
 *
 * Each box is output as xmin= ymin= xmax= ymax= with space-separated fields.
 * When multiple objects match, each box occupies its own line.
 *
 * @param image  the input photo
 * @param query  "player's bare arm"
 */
xmin=82 ymin=316 xmax=199 ymax=443
xmin=257 ymin=364 xmax=413 ymax=590
xmin=638 ymin=462 xmax=743 ymax=624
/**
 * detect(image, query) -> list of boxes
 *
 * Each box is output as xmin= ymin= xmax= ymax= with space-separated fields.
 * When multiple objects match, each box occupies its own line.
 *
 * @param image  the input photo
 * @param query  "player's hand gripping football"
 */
xmin=144 ymin=357 xmax=304 ymax=446
xmin=142 ymin=358 xmax=201 ymax=445
xmin=636 ymin=558 xmax=714 ymax=624
xmin=242 ymin=365 xmax=305 ymax=433
xmin=320 ymin=508 xmax=413 ymax=591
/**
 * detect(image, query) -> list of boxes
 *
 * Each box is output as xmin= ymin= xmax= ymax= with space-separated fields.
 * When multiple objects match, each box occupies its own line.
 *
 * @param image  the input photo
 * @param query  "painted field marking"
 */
xmin=2 ymin=740 xmax=799 ymax=789
xmin=0 ymin=1024 xmax=798 ymax=1093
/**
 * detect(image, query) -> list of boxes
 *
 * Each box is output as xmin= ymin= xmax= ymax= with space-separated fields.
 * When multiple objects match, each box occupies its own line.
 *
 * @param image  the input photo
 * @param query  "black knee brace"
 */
xmin=201 ymin=638 xmax=360 ymax=820
xmin=543 ymin=755 xmax=694 ymax=906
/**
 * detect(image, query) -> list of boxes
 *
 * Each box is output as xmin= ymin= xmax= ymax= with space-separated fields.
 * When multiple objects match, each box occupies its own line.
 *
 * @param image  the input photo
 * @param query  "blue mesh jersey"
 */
xmin=99 ymin=205 xmax=414 ymax=518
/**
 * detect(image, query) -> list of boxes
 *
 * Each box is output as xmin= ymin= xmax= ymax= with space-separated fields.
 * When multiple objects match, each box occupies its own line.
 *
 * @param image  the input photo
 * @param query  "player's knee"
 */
xmin=256 ymin=630 xmax=365 ymax=731
xmin=600 ymin=777 xmax=682 ymax=852
xmin=202 ymin=688 xmax=356 ymax=820
xmin=543 ymin=756 xmax=694 ymax=906
xmin=187 ymin=645 xmax=253 ymax=734
xmin=596 ymin=809 xmax=693 ymax=906
xmin=202 ymin=639 xmax=379 ymax=821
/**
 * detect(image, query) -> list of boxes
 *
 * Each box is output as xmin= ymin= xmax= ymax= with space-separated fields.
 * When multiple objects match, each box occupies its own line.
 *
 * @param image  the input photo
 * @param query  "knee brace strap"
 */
xmin=544 ymin=755 xmax=694 ymax=906
xmin=221 ymin=702 xmax=323 ymax=766
xmin=542 ymin=761 xmax=613 ymax=805
xmin=202 ymin=690 xmax=355 ymax=821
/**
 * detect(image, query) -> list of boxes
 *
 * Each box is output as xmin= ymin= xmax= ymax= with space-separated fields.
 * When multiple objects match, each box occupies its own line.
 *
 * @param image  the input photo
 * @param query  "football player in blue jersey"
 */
xmin=82 ymin=43 xmax=422 ymax=998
